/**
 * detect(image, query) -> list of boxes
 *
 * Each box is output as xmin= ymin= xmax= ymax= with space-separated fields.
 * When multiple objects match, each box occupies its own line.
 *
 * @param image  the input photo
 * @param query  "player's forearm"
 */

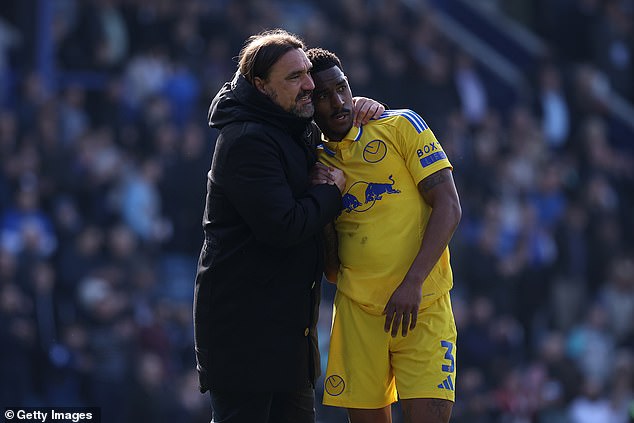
xmin=405 ymin=197 xmax=462 ymax=286
xmin=323 ymin=222 xmax=339 ymax=283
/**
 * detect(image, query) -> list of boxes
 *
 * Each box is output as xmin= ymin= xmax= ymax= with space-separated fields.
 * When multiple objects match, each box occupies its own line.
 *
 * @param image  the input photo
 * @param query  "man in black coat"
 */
xmin=193 ymin=29 xmax=382 ymax=423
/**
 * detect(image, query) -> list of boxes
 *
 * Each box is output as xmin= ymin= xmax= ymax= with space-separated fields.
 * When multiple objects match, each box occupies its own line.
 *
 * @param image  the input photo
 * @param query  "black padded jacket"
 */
xmin=194 ymin=73 xmax=341 ymax=392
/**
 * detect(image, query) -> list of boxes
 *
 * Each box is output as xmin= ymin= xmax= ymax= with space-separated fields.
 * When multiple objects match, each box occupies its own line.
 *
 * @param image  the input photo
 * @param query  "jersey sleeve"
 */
xmin=387 ymin=109 xmax=452 ymax=184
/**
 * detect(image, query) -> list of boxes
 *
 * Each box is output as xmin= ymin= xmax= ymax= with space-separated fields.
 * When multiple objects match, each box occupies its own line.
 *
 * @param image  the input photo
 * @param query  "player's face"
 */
xmin=255 ymin=48 xmax=315 ymax=118
xmin=311 ymin=66 xmax=353 ymax=141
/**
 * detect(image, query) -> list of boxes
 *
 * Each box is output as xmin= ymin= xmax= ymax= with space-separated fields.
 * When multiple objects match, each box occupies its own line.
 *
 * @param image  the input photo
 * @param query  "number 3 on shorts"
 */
xmin=440 ymin=340 xmax=455 ymax=373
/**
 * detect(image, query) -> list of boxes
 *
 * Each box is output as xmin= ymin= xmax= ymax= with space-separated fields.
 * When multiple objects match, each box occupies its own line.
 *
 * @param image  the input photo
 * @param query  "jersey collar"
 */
xmin=318 ymin=125 xmax=363 ymax=156
xmin=320 ymin=125 xmax=363 ymax=143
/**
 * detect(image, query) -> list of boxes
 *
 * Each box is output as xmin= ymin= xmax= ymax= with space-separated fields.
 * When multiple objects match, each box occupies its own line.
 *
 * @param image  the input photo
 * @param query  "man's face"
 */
xmin=255 ymin=48 xmax=315 ymax=118
xmin=311 ymin=65 xmax=353 ymax=141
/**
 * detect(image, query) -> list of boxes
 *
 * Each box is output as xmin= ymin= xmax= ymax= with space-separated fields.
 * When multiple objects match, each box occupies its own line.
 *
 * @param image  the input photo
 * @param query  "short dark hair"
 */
xmin=306 ymin=48 xmax=343 ymax=74
xmin=238 ymin=29 xmax=306 ymax=83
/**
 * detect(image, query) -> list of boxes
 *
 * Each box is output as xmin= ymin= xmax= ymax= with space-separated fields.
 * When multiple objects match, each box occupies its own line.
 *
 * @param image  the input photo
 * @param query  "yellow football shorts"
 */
xmin=323 ymin=290 xmax=457 ymax=409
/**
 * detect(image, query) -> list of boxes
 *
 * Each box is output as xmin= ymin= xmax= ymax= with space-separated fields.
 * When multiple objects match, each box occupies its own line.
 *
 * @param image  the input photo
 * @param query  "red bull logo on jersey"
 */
xmin=341 ymin=175 xmax=401 ymax=213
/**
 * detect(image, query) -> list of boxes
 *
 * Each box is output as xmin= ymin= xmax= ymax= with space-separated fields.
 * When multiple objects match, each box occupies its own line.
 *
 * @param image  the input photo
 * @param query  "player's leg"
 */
xmin=400 ymin=398 xmax=452 ymax=423
xmin=322 ymin=292 xmax=397 ymax=411
xmin=391 ymin=292 xmax=457 ymax=423
xmin=348 ymin=405 xmax=392 ymax=423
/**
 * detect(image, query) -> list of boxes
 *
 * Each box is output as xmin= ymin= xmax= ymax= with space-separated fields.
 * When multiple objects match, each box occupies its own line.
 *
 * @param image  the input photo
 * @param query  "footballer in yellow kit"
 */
xmin=319 ymin=110 xmax=454 ymax=314
xmin=308 ymin=47 xmax=461 ymax=422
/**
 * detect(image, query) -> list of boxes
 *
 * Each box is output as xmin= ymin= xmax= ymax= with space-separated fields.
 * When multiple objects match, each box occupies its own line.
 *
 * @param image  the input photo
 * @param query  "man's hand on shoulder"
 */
xmin=352 ymin=97 xmax=385 ymax=127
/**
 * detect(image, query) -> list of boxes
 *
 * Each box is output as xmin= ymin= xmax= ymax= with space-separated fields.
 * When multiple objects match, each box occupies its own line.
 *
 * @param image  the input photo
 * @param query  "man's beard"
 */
xmin=290 ymin=101 xmax=314 ymax=119
xmin=266 ymin=89 xmax=314 ymax=119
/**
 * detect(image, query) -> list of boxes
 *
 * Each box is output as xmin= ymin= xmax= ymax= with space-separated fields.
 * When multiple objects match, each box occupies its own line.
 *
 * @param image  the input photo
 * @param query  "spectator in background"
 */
xmin=566 ymin=302 xmax=615 ymax=387
xmin=0 ymin=15 xmax=21 ymax=107
xmin=117 ymin=156 xmax=170 ymax=245
xmin=535 ymin=62 xmax=570 ymax=151
xmin=160 ymin=122 xmax=209 ymax=258
xmin=122 ymin=46 xmax=170 ymax=116
xmin=55 ymin=225 xmax=104 ymax=317
xmin=568 ymin=377 xmax=619 ymax=423
xmin=46 ymin=322 xmax=91 ymax=406
xmin=94 ymin=0 xmax=129 ymax=71
xmin=552 ymin=198 xmax=590 ymax=302
xmin=126 ymin=351 xmax=176 ymax=422
xmin=459 ymin=296 xmax=502 ymax=377
xmin=1 ymin=182 xmax=57 ymax=259
xmin=0 ymin=261 xmax=37 ymax=406
xmin=551 ymin=0 xmax=601 ymax=64
xmin=454 ymin=50 xmax=488 ymax=128
xmin=412 ymin=48 xmax=461 ymax=135
xmin=158 ymin=122 xmax=209 ymax=302
xmin=599 ymin=255 xmax=634 ymax=345
xmin=537 ymin=330 xmax=583 ymax=406
xmin=59 ymin=85 xmax=90 ymax=147
xmin=592 ymin=0 xmax=633 ymax=103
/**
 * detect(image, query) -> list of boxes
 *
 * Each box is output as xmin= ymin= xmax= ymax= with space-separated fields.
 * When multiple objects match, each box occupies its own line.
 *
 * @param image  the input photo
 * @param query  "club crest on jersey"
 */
xmin=325 ymin=375 xmax=346 ymax=396
xmin=362 ymin=139 xmax=387 ymax=163
xmin=341 ymin=175 xmax=401 ymax=213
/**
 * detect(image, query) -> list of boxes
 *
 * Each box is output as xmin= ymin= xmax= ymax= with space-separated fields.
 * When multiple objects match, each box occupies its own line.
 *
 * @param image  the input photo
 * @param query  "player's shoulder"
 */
xmin=375 ymin=109 xmax=430 ymax=134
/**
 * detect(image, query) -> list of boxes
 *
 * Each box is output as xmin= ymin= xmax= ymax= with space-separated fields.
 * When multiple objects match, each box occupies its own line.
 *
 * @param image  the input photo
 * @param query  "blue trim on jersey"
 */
xmin=353 ymin=126 xmax=363 ymax=141
xmin=318 ymin=143 xmax=336 ymax=157
xmin=420 ymin=151 xmax=447 ymax=167
xmin=380 ymin=109 xmax=429 ymax=133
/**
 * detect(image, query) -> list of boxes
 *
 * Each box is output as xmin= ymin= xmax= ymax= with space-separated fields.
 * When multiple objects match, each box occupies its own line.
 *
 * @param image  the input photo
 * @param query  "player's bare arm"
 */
xmin=419 ymin=169 xmax=451 ymax=193
xmin=383 ymin=168 xmax=461 ymax=337
xmin=322 ymin=221 xmax=339 ymax=283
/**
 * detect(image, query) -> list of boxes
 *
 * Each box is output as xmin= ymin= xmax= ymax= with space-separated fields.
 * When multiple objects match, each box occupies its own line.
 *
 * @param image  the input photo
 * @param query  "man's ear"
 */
xmin=253 ymin=77 xmax=267 ymax=95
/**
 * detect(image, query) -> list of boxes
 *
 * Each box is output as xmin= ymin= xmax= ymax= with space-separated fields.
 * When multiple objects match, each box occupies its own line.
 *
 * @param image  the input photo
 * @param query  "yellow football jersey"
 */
xmin=317 ymin=109 xmax=454 ymax=315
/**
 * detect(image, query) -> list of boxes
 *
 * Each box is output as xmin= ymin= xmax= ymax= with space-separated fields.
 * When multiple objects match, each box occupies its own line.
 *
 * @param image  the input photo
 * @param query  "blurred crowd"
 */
xmin=0 ymin=0 xmax=633 ymax=422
